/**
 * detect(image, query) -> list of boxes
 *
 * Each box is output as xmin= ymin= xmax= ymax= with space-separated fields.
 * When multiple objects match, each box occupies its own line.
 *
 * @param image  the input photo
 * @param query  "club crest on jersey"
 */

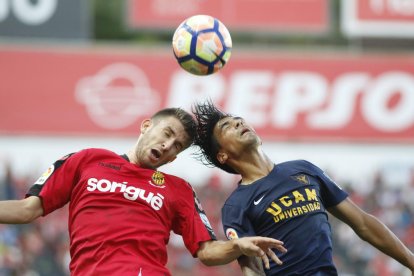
xmin=35 ymin=165 xmax=54 ymax=185
xmin=226 ymin=228 xmax=239 ymax=240
xmin=149 ymin=171 xmax=165 ymax=187
xmin=292 ymin=174 xmax=309 ymax=185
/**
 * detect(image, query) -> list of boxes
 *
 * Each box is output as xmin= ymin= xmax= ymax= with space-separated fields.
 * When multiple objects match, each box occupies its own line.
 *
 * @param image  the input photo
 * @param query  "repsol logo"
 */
xmin=87 ymin=177 xmax=164 ymax=211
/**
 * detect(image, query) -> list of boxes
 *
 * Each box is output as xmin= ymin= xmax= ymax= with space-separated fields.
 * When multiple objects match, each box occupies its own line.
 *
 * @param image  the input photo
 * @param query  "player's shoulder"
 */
xmin=62 ymin=148 xmax=120 ymax=164
xmin=161 ymin=171 xmax=186 ymax=183
xmin=80 ymin=148 xmax=116 ymax=155
xmin=222 ymin=181 xmax=246 ymax=208
xmin=277 ymin=159 xmax=320 ymax=173
xmin=275 ymin=159 xmax=326 ymax=178
xmin=75 ymin=148 xmax=119 ymax=158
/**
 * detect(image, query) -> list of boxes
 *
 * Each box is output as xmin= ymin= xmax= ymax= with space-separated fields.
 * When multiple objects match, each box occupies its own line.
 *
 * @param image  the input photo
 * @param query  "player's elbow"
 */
xmin=19 ymin=209 xmax=38 ymax=224
xmin=18 ymin=198 xmax=43 ymax=223
xmin=199 ymin=255 xmax=229 ymax=267
xmin=197 ymin=249 xmax=221 ymax=266
xmin=196 ymin=241 xmax=231 ymax=266
xmin=354 ymin=227 xmax=370 ymax=242
xmin=352 ymin=213 xmax=377 ymax=241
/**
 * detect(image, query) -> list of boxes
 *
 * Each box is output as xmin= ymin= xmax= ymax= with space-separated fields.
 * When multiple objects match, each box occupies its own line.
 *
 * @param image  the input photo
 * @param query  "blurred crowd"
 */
xmin=0 ymin=161 xmax=413 ymax=276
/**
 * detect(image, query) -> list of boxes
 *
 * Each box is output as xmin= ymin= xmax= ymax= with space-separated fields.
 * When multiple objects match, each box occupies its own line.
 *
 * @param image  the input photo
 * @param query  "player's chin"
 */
xmin=141 ymin=157 xmax=160 ymax=170
xmin=150 ymin=157 xmax=168 ymax=169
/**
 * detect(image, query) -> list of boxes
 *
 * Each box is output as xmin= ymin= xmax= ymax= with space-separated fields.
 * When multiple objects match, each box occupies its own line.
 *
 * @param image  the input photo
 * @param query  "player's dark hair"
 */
xmin=152 ymin=108 xmax=196 ymax=147
xmin=192 ymin=100 xmax=237 ymax=174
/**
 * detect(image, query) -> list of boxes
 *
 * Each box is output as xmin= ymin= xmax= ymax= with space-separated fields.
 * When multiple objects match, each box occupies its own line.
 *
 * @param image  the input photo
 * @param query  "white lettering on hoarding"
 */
xmin=362 ymin=72 xmax=414 ymax=131
xmin=370 ymin=0 xmax=414 ymax=15
xmin=168 ymin=70 xmax=414 ymax=133
xmin=273 ymin=72 xmax=327 ymax=128
xmin=0 ymin=0 xmax=8 ymax=21
xmin=342 ymin=0 xmax=414 ymax=38
xmin=0 ymin=0 xmax=57 ymax=25
xmin=309 ymin=73 xmax=370 ymax=128
xmin=226 ymin=71 xmax=273 ymax=127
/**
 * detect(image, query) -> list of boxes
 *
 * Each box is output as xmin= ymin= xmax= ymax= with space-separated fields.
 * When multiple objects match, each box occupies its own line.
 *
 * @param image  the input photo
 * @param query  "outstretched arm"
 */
xmin=0 ymin=196 xmax=43 ymax=224
xmin=329 ymin=197 xmax=414 ymax=273
xmin=197 ymin=236 xmax=286 ymax=269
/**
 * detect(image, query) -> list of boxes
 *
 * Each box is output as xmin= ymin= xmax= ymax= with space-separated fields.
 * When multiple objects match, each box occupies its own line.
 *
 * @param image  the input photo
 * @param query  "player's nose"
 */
xmin=161 ymin=140 xmax=173 ymax=150
xmin=234 ymin=118 xmax=243 ymax=128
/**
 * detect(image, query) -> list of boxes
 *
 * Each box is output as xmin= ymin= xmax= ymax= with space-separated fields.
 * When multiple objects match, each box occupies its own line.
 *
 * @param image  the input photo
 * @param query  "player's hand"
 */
xmin=234 ymin=237 xmax=287 ymax=269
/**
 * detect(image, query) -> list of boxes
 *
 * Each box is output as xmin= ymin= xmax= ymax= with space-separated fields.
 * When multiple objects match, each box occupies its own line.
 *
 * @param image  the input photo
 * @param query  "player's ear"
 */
xmin=217 ymin=151 xmax=228 ymax=164
xmin=140 ymin=119 xmax=151 ymax=133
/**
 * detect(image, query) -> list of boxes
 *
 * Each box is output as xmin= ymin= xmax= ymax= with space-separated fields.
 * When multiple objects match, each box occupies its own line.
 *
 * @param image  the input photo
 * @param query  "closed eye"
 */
xmin=220 ymin=121 xmax=230 ymax=130
xmin=175 ymin=143 xmax=182 ymax=151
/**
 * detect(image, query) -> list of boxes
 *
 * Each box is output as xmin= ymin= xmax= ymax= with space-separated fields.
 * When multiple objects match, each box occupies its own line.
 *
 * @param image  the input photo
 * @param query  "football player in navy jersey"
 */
xmin=0 ymin=107 xmax=286 ymax=276
xmin=192 ymin=100 xmax=414 ymax=276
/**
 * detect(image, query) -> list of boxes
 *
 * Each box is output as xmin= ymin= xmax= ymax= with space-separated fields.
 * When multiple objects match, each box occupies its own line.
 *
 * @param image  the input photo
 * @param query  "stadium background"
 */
xmin=0 ymin=0 xmax=414 ymax=275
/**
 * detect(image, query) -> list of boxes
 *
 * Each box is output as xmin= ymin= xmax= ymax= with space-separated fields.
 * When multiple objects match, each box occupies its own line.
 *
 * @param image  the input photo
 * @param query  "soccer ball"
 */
xmin=172 ymin=15 xmax=232 ymax=76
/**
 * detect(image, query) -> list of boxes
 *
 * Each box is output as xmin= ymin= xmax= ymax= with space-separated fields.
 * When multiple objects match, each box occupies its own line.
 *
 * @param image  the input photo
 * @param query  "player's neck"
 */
xmin=237 ymin=152 xmax=274 ymax=185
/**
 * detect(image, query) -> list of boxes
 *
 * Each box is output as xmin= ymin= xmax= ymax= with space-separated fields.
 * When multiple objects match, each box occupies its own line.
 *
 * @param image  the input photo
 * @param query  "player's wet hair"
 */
xmin=152 ymin=108 xmax=196 ymax=147
xmin=192 ymin=100 xmax=237 ymax=174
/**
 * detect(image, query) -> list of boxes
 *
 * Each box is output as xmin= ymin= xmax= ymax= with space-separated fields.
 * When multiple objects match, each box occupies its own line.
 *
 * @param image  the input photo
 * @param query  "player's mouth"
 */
xmin=150 ymin=149 xmax=162 ymax=160
xmin=241 ymin=128 xmax=250 ymax=136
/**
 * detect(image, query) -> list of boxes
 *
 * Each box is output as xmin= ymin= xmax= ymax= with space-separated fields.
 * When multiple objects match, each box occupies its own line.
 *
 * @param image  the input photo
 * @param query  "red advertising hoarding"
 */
xmin=128 ymin=0 xmax=329 ymax=33
xmin=1 ymin=45 xmax=414 ymax=143
xmin=342 ymin=0 xmax=414 ymax=37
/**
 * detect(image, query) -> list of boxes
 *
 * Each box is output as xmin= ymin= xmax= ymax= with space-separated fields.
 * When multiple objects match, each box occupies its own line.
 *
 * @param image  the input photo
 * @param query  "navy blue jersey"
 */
xmin=222 ymin=160 xmax=348 ymax=275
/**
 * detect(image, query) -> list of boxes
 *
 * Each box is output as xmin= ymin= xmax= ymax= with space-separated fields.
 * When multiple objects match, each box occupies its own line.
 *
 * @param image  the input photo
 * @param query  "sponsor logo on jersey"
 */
xmin=226 ymin=228 xmax=239 ymax=240
xmin=253 ymin=195 xmax=265 ymax=205
xmin=266 ymin=187 xmax=321 ymax=223
xmin=98 ymin=162 xmax=121 ymax=171
xmin=291 ymin=174 xmax=309 ymax=185
xmin=34 ymin=165 xmax=54 ymax=185
xmin=87 ymin=177 xmax=164 ymax=211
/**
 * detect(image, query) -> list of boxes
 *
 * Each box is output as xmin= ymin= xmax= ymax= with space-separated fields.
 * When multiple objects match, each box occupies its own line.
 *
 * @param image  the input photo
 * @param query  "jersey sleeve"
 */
xmin=26 ymin=151 xmax=84 ymax=216
xmin=304 ymin=160 xmax=348 ymax=208
xmin=171 ymin=182 xmax=216 ymax=257
xmin=222 ymin=202 xmax=255 ymax=241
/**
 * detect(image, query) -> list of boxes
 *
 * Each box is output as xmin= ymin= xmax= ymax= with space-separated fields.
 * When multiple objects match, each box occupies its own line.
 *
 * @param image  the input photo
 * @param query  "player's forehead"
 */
xmin=156 ymin=116 xmax=191 ymax=142
xmin=154 ymin=115 xmax=180 ymax=127
xmin=214 ymin=116 xmax=243 ymax=137
xmin=216 ymin=116 xmax=242 ymax=128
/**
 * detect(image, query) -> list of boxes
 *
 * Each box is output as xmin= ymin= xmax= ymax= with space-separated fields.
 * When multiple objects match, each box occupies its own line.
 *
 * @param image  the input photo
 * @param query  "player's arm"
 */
xmin=0 ymin=196 xmax=43 ymax=224
xmin=328 ymin=197 xmax=414 ymax=272
xmin=196 ymin=236 xmax=286 ymax=268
